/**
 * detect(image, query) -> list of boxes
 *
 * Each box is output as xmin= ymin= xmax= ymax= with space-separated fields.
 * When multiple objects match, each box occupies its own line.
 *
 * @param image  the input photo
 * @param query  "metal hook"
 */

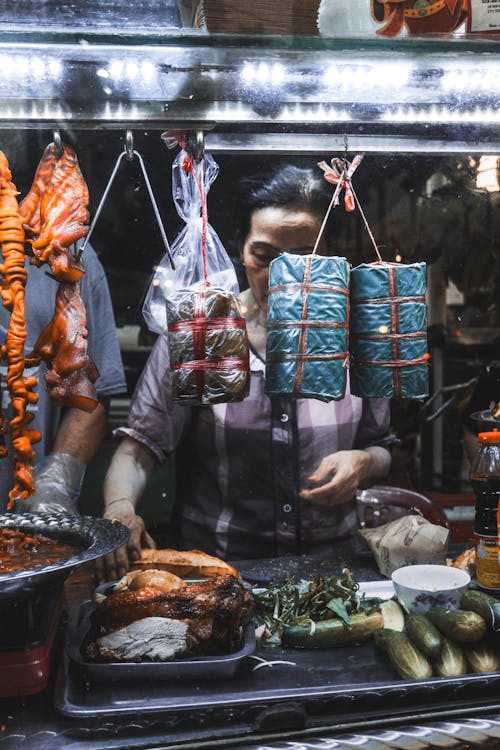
xmin=125 ymin=130 xmax=134 ymax=161
xmin=52 ymin=129 xmax=63 ymax=157
xmin=79 ymin=142 xmax=174 ymax=270
xmin=342 ymin=133 xmax=349 ymax=168
xmin=186 ymin=129 xmax=205 ymax=162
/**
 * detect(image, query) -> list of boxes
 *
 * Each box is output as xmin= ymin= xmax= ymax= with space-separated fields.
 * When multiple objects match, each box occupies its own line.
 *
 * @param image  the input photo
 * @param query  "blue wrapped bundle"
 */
xmin=350 ymin=262 xmax=429 ymax=399
xmin=266 ymin=253 xmax=349 ymax=401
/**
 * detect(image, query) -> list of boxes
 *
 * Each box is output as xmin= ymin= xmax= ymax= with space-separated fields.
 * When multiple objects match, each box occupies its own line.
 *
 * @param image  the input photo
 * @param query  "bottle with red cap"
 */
xmin=470 ymin=429 xmax=500 ymax=591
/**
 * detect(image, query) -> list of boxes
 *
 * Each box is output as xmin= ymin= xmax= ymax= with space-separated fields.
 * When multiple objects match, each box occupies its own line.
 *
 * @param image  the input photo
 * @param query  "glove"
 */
xmin=14 ymin=453 xmax=85 ymax=515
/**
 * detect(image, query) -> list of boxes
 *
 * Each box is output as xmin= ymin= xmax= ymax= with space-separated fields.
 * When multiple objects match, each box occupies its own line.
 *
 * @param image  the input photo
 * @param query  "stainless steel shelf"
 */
xmin=0 ymin=34 xmax=497 ymax=144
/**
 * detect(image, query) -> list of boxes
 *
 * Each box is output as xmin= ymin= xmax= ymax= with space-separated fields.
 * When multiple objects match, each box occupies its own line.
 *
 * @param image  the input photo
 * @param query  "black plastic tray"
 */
xmin=66 ymin=601 xmax=256 ymax=683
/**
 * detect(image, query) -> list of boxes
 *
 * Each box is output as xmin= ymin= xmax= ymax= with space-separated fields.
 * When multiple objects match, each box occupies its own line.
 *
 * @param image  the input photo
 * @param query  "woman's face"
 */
xmin=241 ymin=204 xmax=328 ymax=313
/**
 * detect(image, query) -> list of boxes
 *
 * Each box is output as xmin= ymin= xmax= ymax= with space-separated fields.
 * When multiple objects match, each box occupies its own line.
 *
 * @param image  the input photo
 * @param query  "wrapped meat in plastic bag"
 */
xmin=142 ymin=148 xmax=250 ymax=405
xmin=266 ymin=253 xmax=349 ymax=401
xmin=349 ymin=261 xmax=429 ymax=399
xmin=167 ymin=285 xmax=249 ymax=404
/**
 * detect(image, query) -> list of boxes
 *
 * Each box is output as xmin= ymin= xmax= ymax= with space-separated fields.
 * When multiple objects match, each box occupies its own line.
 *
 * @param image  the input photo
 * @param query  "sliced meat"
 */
xmin=88 ymin=617 xmax=189 ymax=662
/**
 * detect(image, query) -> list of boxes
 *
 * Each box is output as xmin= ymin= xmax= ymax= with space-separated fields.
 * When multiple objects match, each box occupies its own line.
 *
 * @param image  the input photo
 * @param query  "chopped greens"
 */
xmin=253 ymin=570 xmax=381 ymax=643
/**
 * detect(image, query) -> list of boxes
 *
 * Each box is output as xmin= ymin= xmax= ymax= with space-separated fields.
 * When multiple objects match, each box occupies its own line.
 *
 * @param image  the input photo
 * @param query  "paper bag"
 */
xmin=359 ymin=514 xmax=449 ymax=578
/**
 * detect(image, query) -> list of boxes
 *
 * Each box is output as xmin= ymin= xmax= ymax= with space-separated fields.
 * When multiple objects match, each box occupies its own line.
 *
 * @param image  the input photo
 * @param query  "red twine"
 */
xmin=318 ymin=155 xmax=363 ymax=213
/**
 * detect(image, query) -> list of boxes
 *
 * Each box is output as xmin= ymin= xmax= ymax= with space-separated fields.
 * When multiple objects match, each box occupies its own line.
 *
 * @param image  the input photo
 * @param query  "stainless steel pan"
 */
xmin=0 ymin=511 xmax=129 ymax=599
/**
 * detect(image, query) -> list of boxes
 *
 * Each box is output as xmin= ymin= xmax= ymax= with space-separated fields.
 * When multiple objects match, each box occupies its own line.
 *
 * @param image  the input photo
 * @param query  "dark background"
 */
xmin=2 ymin=128 xmax=498 ymax=528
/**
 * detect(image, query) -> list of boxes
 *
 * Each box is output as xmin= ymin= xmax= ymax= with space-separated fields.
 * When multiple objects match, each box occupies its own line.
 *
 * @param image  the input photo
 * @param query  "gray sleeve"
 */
xmin=80 ymin=245 xmax=127 ymax=398
xmin=114 ymin=333 xmax=190 ymax=463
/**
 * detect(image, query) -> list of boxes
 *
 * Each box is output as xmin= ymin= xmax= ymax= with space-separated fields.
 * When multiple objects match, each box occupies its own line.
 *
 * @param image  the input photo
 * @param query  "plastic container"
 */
xmin=470 ymin=429 xmax=500 ymax=591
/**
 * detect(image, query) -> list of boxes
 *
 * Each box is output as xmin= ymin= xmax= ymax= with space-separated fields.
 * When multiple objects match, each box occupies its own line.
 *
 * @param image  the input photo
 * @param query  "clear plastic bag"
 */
xmin=143 ymin=149 xmax=249 ymax=405
xmin=142 ymin=150 xmax=239 ymax=334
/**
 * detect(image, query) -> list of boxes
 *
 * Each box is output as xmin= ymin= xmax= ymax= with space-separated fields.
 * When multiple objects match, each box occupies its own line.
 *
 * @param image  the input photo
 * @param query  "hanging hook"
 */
xmin=186 ymin=129 xmax=205 ymax=162
xmin=80 ymin=140 xmax=174 ymax=270
xmin=52 ymin=129 xmax=63 ymax=157
xmin=125 ymin=130 xmax=134 ymax=161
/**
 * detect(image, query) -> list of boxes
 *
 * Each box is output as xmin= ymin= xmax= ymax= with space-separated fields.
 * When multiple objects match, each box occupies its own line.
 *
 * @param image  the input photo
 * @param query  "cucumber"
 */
xmin=427 ymin=607 xmax=487 ymax=644
xmin=460 ymin=589 xmax=500 ymax=632
xmin=434 ymin=636 xmax=467 ymax=677
xmin=374 ymin=629 xmax=433 ymax=680
xmin=405 ymin=612 xmax=443 ymax=660
xmin=282 ymin=600 xmax=404 ymax=649
xmin=465 ymin=642 xmax=500 ymax=674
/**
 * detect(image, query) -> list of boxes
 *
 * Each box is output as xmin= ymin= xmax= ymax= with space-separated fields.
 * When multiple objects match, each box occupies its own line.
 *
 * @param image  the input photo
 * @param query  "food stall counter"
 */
xmin=2 ymin=542 xmax=500 ymax=749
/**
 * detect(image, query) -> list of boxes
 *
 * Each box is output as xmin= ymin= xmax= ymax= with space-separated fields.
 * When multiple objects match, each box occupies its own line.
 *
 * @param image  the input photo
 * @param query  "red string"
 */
xmin=183 ymin=154 xmax=209 ymax=285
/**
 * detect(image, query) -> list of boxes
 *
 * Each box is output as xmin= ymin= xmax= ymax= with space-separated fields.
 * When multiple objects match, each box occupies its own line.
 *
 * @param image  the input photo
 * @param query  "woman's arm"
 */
xmin=95 ymin=436 xmax=158 ymax=582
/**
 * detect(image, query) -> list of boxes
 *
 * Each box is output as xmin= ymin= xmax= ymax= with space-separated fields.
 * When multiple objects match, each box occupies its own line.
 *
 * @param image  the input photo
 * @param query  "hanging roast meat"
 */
xmin=0 ymin=150 xmax=41 ymax=506
xmin=19 ymin=142 xmax=89 ymax=283
xmin=26 ymin=282 xmax=99 ymax=413
xmin=17 ymin=142 xmax=58 ymax=238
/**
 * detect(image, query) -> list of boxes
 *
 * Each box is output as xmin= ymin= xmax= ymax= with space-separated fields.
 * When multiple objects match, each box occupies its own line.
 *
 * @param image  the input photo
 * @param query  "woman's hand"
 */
xmin=299 ymin=450 xmax=372 ymax=507
xmin=95 ymin=499 xmax=156 ymax=583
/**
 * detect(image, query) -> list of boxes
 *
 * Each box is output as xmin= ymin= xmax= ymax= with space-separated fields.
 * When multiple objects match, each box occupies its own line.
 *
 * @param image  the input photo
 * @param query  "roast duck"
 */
xmin=86 ymin=550 xmax=254 ymax=662
xmin=0 ymin=142 xmax=98 ymax=507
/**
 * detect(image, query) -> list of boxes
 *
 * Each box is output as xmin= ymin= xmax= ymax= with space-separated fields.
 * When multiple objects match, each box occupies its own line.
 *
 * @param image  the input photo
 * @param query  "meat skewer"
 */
xmin=0 ymin=151 xmax=41 ymax=507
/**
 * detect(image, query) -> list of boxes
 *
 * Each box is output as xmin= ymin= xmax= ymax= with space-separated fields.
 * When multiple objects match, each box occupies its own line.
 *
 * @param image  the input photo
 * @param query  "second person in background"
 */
xmin=98 ymin=164 xmax=394 ymax=581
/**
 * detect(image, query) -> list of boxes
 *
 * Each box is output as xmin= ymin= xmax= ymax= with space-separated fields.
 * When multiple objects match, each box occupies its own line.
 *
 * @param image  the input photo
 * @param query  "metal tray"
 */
xmin=55 ymin=621 xmax=500 ymax=721
xmin=0 ymin=512 xmax=129 ymax=599
xmin=66 ymin=600 xmax=256 ymax=683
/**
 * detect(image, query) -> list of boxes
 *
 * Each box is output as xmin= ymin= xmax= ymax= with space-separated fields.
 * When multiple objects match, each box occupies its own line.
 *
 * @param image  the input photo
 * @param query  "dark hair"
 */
xmin=236 ymin=164 xmax=333 ymax=245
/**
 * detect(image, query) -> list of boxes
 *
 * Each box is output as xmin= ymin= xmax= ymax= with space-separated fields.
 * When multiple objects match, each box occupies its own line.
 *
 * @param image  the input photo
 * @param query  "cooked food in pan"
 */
xmin=0 ymin=526 xmax=81 ymax=574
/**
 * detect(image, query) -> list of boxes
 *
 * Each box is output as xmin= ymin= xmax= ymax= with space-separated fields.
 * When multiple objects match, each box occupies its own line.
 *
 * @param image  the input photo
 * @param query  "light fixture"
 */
xmin=476 ymin=155 xmax=500 ymax=192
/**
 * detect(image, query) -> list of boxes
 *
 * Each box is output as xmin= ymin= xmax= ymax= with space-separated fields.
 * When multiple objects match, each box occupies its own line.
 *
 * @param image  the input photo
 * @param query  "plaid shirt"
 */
xmin=116 ymin=334 xmax=393 ymax=560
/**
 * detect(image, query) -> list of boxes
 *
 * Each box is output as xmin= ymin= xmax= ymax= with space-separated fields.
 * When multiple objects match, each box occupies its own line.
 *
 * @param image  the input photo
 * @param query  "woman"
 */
xmin=98 ymin=165 xmax=393 ymax=581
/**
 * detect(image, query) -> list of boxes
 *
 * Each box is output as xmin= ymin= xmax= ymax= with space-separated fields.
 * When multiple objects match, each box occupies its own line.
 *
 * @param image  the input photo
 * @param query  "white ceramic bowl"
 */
xmin=391 ymin=564 xmax=471 ymax=613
